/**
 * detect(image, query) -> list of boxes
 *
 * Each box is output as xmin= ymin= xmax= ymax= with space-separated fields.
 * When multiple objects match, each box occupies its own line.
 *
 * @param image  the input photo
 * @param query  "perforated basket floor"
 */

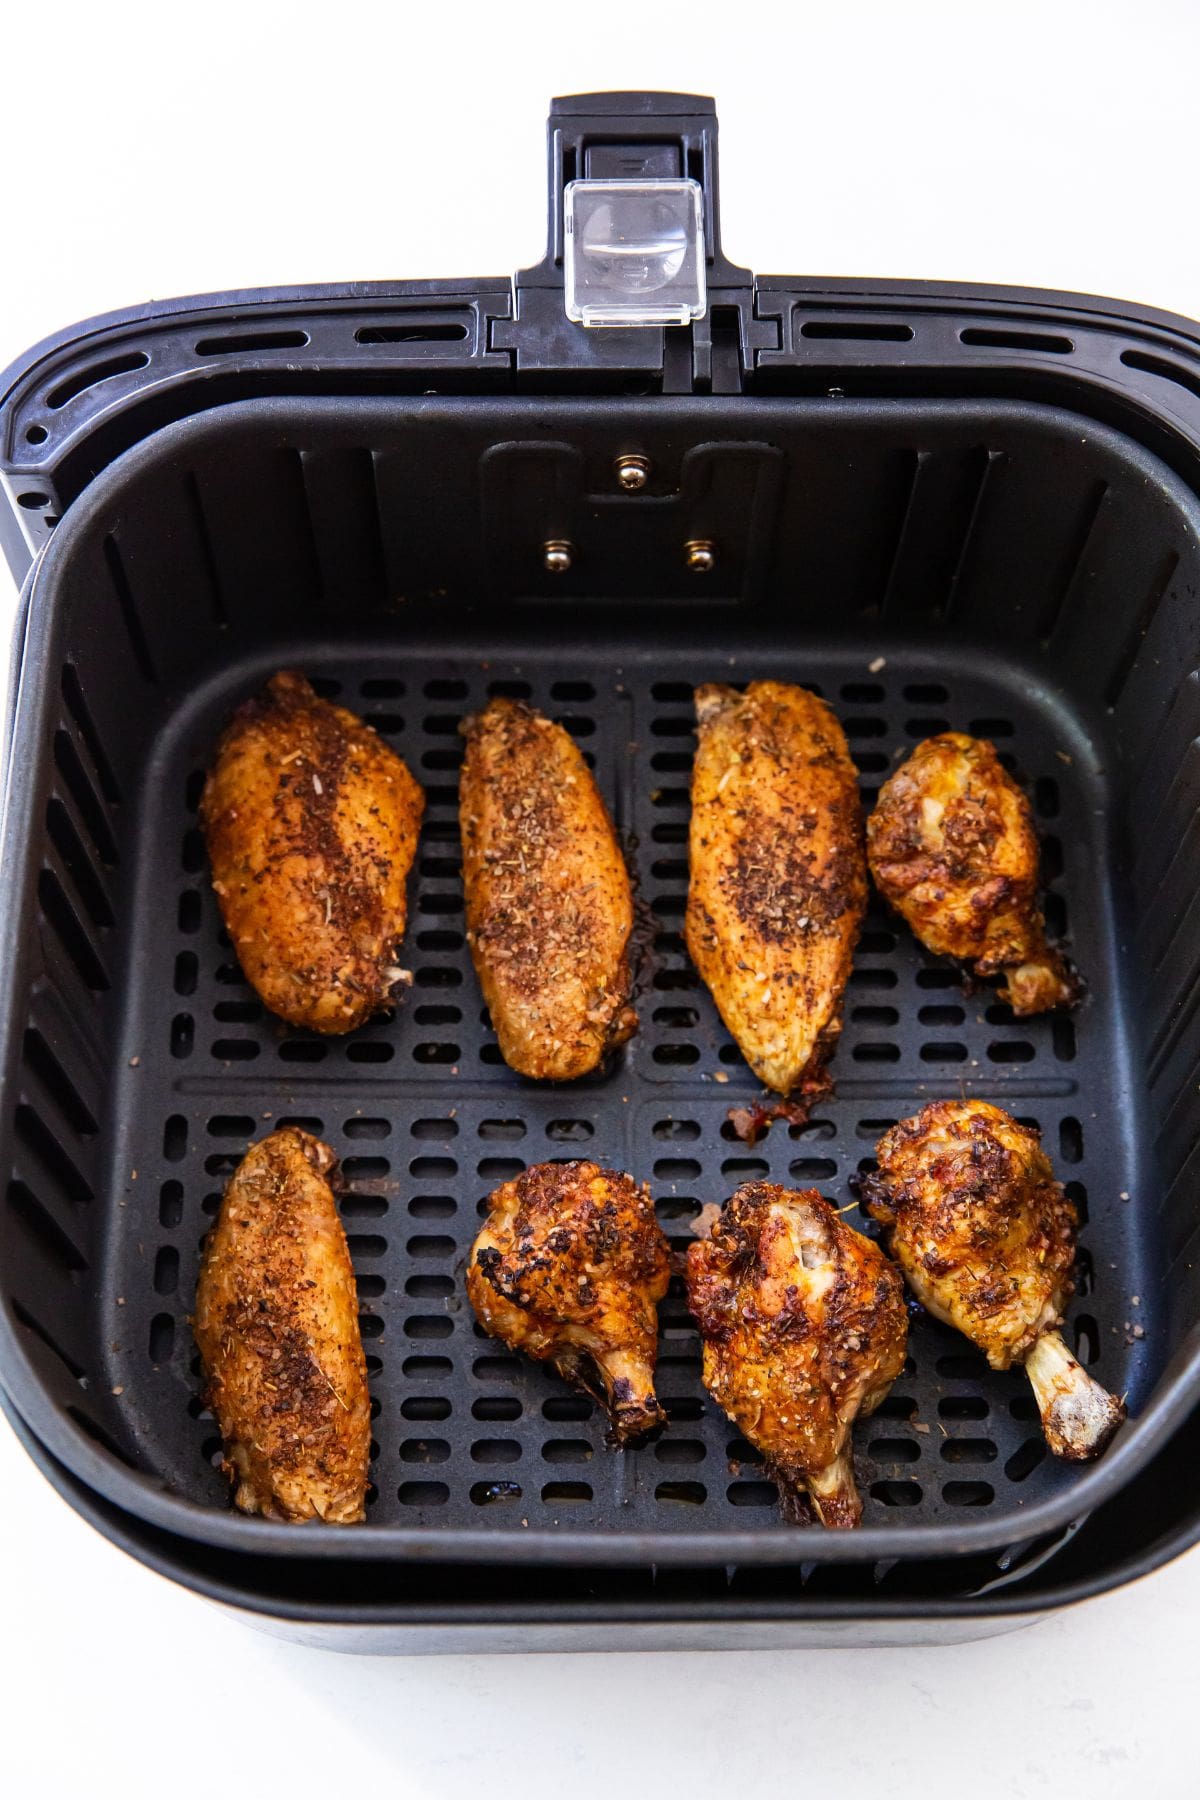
xmin=87 ymin=636 xmax=1151 ymax=1545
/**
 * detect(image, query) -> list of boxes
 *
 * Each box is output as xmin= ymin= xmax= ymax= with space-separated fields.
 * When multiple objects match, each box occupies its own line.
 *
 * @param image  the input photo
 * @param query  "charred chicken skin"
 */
xmin=687 ymin=1183 xmax=908 ymax=1527
xmin=866 ymin=732 xmax=1076 ymax=1015
xmin=861 ymin=1101 xmax=1124 ymax=1460
xmin=201 ymin=671 xmax=425 ymax=1033
xmin=194 ymin=1128 xmax=370 ymax=1522
xmin=467 ymin=1161 xmax=670 ymax=1444
xmin=459 ymin=699 xmax=637 ymax=1081
xmin=686 ymin=682 xmax=867 ymax=1097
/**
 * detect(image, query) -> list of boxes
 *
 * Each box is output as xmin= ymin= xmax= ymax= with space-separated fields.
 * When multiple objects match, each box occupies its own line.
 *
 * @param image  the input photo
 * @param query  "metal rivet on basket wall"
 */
xmin=542 ymin=539 xmax=574 ymax=574
xmin=614 ymin=454 xmax=651 ymax=491
xmin=685 ymin=538 xmax=717 ymax=573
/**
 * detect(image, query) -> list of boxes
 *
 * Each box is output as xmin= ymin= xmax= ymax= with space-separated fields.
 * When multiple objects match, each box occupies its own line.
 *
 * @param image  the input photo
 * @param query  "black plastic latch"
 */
xmin=517 ymin=91 xmax=751 ymax=294
xmin=495 ymin=92 xmax=754 ymax=379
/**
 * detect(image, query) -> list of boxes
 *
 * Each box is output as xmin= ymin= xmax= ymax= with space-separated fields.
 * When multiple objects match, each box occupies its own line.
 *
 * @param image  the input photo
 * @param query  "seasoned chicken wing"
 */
xmin=459 ymin=698 xmax=636 ymax=1081
xmin=687 ymin=1183 xmax=908 ymax=1527
xmin=861 ymin=1101 xmax=1124 ymax=1460
xmin=467 ymin=1161 xmax=670 ymax=1444
xmin=866 ymin=732 xmax=1076 ymax=1014
xmin=685 ymin=681 xmax=867 ymax=1096
xmin=194 ymin=1128 xmax=370 ymax=1521
xmin=201 ymin=670 xmax=424 ymax=1033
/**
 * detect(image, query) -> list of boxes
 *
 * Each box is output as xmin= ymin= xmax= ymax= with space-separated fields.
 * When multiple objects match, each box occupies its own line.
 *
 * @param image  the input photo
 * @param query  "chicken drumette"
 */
xmin=686 ymin=681 xmax=867 ymax=1097
xmin=687 ymin=1184 xmax=908 ymax=1527
xmin=467 ymin=1161 xmax=671 ymax=1444
xmin=866 ymin=732 xmax=1076 ymax=1015
xmin=861 ymin=1101 xmax=1124 ymax=1460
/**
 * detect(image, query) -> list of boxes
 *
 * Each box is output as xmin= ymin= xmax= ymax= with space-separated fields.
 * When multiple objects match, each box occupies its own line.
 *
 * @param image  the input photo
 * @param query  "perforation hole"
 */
xmin=471 ymin=1439 xmax=521 ymax=1464
xmin=473 ymin=1356 xmax=520 ymax=1381
xmin=921 ymin=1042 xmax=968 ymax=1063
xmin=543 ymin=1396 xmax=593 ymax=1421
xmin=789 ymin=1157 xmax=837 ymax=1180
xmin=1073 ymin=1314 xmax=1100 ymax=1364
xmin=341 ymin=1194 xmax=388 ymax=1219
xmin=409 ymin=1196 xmax=455 ymax=1219
xmin=726 ymin=1481 xmax=777 ymax=1506
xmin=400 ymin=1397 xmax=451 ymax=1422
xmin=938 ymin=1395 xmax=989 ymax=1419
xmin=655 ymin=1481 xmax=706 ymax=1506
xmin=401 ymin=1439 xmax=450 ymax=1463
xmin=873 ymin=1394 xmax=917 ymax=1421
xmin=543 ymin=1439 xmax=594 ymax=1463
xmin=1005 ymin=1439 xmax=1048 ymax=1482
xmin=722 ymin=1157 xmax=769 ymax=1179
xmin=919 ymin=1004 xmax=965 ymax=1026
xmin=853 ymin=1004 xmax=898 ymax=1027
xmin=870 ymin=1481 xmax=922 ymax=1507
xmin=542 ymin=1482 xmax=591 ymax=1505
xmin=943 ymin=1481 xmax=994 ymax=1506
xmin=153 ymin=1247 xmax=179 ymax=1295
xmin=940 ymin=1438 xmax=997 ymax=1464
xmin=347 ymin=1042 xmax=394 ymax=1064
xmin=937 ymin=1352 xmax=989 ymax=1379
xmin=856 ymin=1118 xmax=897 ymax=1140
xmin=159 ymin=1181 xmax=183 ymax=1227
xmin=399 ymin=1482 xmax=449 ymax=1506
xmin=868 ymin=1438 xmax=920 ymax=1464
xmin=148 ymin=1313 xmax=175 ymax=1362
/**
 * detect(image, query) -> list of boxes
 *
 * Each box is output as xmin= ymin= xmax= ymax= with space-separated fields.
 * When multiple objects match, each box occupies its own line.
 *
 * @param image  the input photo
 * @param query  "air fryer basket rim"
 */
xmin=2 ymin=387 xmax=1199 ymax=1566
xmin=8 ymin=1386 xmax=1200 ymax=1630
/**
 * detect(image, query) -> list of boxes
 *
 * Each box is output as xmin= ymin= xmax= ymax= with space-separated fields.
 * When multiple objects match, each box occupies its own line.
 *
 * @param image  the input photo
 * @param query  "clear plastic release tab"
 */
xmin=563 ymin=179 xmax=707 ymax=328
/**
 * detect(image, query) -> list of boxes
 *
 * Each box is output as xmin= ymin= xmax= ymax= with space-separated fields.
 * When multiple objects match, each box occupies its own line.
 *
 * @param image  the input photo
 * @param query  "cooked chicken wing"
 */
xmin=866 ymin=732 xmax=1076 ymax=1014
xmin=861 ymin=1101 xmax=1124 ymax=1460
xmin=194 ymin=1128 xmax=370 ymax=1521
xmin=686 ymin=682 xmax=867 ymax=1098
xmin=687 ymin=1183 xmax=907 ymax=1526
xmin=467 ymin=1160 xmax=670 ymax=1444
xmin=459 ymin=698 xmax=636 ymax=1081
xmin=201 ymin=670 xmax=424 ymax=1033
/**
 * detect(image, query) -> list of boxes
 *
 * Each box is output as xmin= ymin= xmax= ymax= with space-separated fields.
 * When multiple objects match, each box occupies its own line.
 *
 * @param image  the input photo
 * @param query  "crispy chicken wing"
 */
xmin=685 ymin=682 xmax=867 ymax=1097
xmin=201 ymin=670 xmax=425 ymax=1034
xmin=467 ymin=1161 xmax=670 ymax=1444
xmin=459 ymin=698 xmax=636 ymax=1081
xmin=861 ymin=1101 xmax=1124 ymax=1460
xmin=866 ymin=732 xmax=1076 ymax=1014
xmin=687 ymin=1183 xmax=907 ymax=1527
xmin=194 ymin=1128 xmax=370 ymax=1521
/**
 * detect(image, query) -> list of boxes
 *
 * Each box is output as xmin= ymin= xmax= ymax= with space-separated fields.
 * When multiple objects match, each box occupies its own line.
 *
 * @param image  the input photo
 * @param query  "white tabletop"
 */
xmin=4 ymin=4 xmax=1198 ymax=1791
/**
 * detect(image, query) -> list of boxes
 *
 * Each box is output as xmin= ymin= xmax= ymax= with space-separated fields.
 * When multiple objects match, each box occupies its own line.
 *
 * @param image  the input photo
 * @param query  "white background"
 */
xmin=3 ymin=1 xmax=1199 ymax=1791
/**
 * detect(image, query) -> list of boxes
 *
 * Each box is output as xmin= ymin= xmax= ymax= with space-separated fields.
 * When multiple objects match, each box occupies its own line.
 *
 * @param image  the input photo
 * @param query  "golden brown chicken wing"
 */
xmin=861 ymin=1101 xmax=1124 ymax=1460
xmin=201 ymin=670 xmax=425 ymax=1034
xmin=194 ymin=1128 xmax=370 ymax=1521
xmin=459 ymin=698 xmax=636 ymax=1081
xmin=687 ymin=1183 xmax=907 ymax=1527
xmin=466 ymin=1160 xmax=670 ymax=1444
xmin=866 ymin=732 xmax=1076 ymax=1014
xmin=685 ymin=681 xmax=867 ymax=1098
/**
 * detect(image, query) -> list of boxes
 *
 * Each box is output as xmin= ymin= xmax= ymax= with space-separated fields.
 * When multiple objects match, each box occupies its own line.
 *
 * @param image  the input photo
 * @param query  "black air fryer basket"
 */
xmin=3 ymin=92 xmax=1200 ymax=1648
